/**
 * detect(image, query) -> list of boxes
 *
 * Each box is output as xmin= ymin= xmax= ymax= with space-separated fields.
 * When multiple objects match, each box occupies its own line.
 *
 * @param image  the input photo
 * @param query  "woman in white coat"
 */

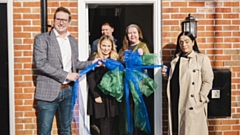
xmin=162 ymin=31 xmax=214 ymax=135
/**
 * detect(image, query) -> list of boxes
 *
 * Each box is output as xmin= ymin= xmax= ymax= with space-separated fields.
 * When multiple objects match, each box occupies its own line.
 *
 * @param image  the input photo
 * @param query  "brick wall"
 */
xmin=13 ymin=0 xmax=240 ymax=135
xmin=13 ymin=0 xmax=79 ymax=134
xmin=162 ymin=1 xmax=240 ymax=135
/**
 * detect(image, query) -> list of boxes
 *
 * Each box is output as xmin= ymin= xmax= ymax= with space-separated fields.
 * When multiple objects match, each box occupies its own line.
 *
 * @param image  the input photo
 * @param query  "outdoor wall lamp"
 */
xmin=181 ymin=14 xmax=198 ymax=38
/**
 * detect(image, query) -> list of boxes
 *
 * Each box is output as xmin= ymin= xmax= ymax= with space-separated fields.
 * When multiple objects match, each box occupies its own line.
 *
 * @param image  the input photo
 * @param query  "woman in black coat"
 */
xmin=87 ymin=35 xmax=119 ymax=135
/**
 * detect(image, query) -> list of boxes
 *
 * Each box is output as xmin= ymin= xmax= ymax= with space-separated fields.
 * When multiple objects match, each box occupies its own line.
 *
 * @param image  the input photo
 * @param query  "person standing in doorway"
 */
xmin=91 ymin=22 xmax=120 ymax=54
xmin=118 ymin=24 xmax=151 ymax=135
xmin=162 ymin=31 xmax=214 ymax=135
xmin=119 ymin=24 xmax=150 ymax=60
xmin=87 ymin=35 xmax=119 ymax=135
xmin=33 ymin=7 xmax=100 ymax=135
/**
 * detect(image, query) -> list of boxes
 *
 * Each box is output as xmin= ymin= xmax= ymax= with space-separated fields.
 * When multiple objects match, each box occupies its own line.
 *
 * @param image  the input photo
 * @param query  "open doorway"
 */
xmin=89 ymin=5 xmax=154 ymax=135
xmin=0 ymin=3 xmax=9 ymax=135
xmin=78 ymin=1 xmax=162 ymax=135
xmin=88 ymin=5 xmax=154 ymax=53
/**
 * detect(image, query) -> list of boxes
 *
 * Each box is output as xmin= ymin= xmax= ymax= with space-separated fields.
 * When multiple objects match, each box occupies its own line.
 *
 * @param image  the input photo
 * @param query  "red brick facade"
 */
xmin=12 ymin=0 xmax=240 ymax=135
xmin=161 ymin=1 xmax=240 ymax=135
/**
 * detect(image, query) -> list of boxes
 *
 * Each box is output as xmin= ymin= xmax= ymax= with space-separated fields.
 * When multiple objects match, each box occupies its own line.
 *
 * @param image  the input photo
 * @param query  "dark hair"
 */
xmin=101 ymin=22 xmax=114 ymax=28
xmin=53 ymin=7 xmax=71 ymax=21
xmin=174 ymin=31 xmax=200 ymax=56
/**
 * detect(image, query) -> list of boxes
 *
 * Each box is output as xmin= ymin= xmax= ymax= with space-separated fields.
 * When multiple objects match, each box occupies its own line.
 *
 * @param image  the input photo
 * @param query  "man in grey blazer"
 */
xmin=33 ymin=7 xmax=99 ymax=135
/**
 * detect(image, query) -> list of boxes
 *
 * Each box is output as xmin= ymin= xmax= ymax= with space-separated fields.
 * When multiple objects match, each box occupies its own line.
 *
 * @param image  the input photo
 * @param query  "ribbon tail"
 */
xmin=72 ymin=78 xmax=91 ymax=135
xmin=130 ymin=72 xmax=151 ymax=134
xmin=72 ymin=79 xmax=79 ymax=134
xmin=125 ymin=76 xmax=134 ymax=134
xmin=119 ymin=72 xmax=134 ymax=135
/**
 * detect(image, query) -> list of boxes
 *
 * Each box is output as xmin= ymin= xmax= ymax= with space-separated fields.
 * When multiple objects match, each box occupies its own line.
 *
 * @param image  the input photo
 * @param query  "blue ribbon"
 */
xmin=123 ymin=50 xmax=161 ymax=134
xmin=71 ymin=62 xmax=99 ymax=135
xmin=99 ymin=50 xmax=162 ymax=134
xmin=72 ymin=61 xmax=99 ymax=112
xmin=71 ymin=51 xmax=163 ymax=134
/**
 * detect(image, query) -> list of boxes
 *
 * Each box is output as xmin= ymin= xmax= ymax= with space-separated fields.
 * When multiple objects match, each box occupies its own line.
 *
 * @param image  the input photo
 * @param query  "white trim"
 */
xmin=78 ymin=2 xmax=90 ymax=135
xmin=153 ymin=1 xmax=162 ymax=135
xmin=0 ymin=0 xmax=15 ymax=135
xmin=79 ymin=0 xmax=162 ymax=135
xmin=8 ymin=0 xmax=15 ymax=135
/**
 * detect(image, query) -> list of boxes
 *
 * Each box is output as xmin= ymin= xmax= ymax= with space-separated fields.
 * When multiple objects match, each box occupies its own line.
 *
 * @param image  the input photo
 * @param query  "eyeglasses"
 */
xmin=55 ymin=18 xmax=69 ymax=23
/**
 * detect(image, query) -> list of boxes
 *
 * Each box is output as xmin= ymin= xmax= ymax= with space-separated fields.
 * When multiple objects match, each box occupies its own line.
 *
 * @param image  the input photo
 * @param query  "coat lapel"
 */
xmin=69 ymin=36 xmax=76 ymax=71
xmin=48 ymin=31 xmax=63 ymax=65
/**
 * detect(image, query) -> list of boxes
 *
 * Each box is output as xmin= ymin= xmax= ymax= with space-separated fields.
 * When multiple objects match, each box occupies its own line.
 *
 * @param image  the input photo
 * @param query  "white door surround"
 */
xmin=78 ymin=0 xmax=162 ymax=135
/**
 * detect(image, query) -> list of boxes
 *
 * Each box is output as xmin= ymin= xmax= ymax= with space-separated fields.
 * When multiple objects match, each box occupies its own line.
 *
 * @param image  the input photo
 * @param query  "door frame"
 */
xmin=0 ymin=0 xmax=14 ymax=135
xmin=78 ymin=0 xmax=162 ymax=134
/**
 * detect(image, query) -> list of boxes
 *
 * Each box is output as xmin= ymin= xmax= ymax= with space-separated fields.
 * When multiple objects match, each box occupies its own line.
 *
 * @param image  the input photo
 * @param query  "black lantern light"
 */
xmin=181 ymin=14 xmax=198 ymax=38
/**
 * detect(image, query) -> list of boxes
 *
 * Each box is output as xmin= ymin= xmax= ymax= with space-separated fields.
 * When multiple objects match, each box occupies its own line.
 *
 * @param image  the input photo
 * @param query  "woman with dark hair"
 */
xmin=174 ymin=31 xmax=200 ymax=56
xmin=162 ymin=31 xmax=214 ymax=135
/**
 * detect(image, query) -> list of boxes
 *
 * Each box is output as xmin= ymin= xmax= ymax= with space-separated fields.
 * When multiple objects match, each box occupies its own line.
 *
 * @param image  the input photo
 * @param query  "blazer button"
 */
xmin=191 ymin=94 xmax=194 ymax=97
xmin=193 ymin=69 xmax=196 ymax=72
xmin=189 ymin=107 xmax=193 ymax=110
xmin=192 ymin=82 xmax=195 ymax=85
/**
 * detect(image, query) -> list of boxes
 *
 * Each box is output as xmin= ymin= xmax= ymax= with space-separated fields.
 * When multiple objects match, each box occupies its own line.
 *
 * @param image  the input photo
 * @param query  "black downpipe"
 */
xmin=41 ymin=0 xmax=50 ymax=33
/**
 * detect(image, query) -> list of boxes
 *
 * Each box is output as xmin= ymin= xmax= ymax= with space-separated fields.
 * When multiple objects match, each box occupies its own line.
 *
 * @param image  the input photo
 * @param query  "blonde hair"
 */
xmin=120 ymin=24 xmax=143 ymax=56
xmin=95 ymin=35 xmax=119 ymax=60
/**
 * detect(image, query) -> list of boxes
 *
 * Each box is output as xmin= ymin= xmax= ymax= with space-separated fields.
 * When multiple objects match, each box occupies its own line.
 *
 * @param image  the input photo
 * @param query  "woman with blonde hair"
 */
xmin=87 ymin=35 xmax=119 ymax=135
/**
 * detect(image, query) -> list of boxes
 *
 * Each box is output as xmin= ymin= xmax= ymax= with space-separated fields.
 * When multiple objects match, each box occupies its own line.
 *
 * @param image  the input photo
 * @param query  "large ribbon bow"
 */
xmin=71 ymin=50 xmax=162 ymax=135
xmin=98 ymin=50 xmax=162 ymax=134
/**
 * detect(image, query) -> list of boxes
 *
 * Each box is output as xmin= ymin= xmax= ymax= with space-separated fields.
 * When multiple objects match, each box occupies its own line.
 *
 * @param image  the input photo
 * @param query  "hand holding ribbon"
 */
xmin=98 ymin=50 xmax=163 ymax=134
xmin=71 ymin=61 xmax=99 ymax=135
xmin=71 ymin=51 xmax=163 ymax=135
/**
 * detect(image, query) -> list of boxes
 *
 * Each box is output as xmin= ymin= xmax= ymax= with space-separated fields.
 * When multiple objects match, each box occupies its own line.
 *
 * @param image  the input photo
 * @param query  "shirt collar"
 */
xmin=53 ymin=28 xmax=70 ymax=38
